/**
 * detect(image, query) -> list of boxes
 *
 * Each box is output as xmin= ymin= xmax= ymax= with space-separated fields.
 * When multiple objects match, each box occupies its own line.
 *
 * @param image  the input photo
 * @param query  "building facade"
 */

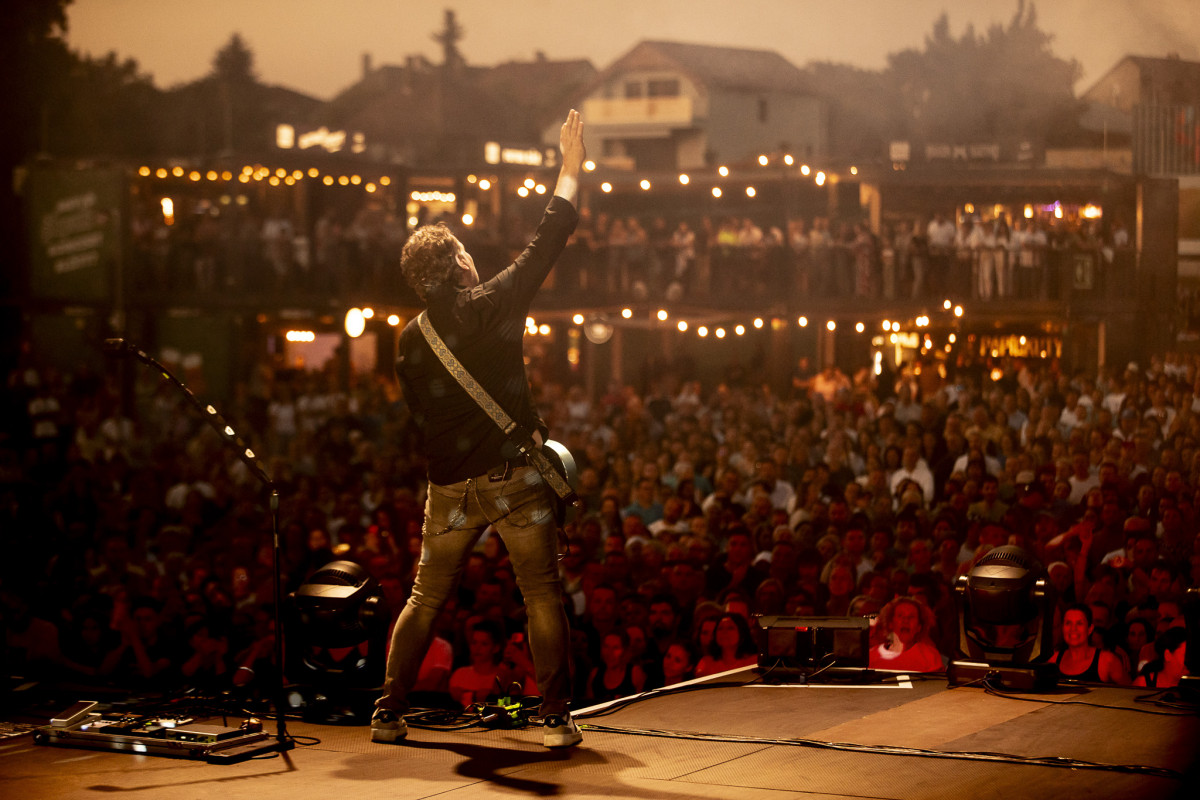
xmin=559 ymin=40 xmax=827 ymax=172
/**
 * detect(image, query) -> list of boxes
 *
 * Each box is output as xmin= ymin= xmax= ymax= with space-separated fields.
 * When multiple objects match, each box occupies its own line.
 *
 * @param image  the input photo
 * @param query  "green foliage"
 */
xmin=1 ymin=0 xmax=73 ymax=161
xmin=46 ymin=52 xmax=163 ymax=158
xmin=0 ymin=0 xmax=73 ymax=273
xmin=212 ymin=33 xmax=257 ymax=85
xmin=884 ymin=1 xmax=1082 ymax=145
xmin=21 ymin=27 xmax=291 ymax=159
xmin=806 ymin=61 xmax=896 ymax=160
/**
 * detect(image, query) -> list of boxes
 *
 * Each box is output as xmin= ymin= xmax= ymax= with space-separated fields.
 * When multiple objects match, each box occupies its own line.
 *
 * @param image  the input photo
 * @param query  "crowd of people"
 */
xmin=127 ymin=191 xmax=1135 ymax=311
xmin=2 ymin=339 xmax=1196 ymax=714
xmin=556 ymin=208 xmax=1131 ymax=306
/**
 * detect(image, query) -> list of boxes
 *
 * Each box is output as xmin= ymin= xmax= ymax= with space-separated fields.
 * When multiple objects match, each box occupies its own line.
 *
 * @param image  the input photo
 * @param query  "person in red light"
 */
xmin=694 ymin=613 xmax=759 ymax=678
xmin=448 ymin=621 xmax=504 ymax=707
xmin=869 ymin=597 xmax=944 ymax=673
xmin=1133 ymin=628 xmax=1188 ymax=689
xmin=660 ymin=641 xmax=697 ymax=687
xmin=1053 ymin=603 xmax=1129 ymax=684
xmin=586 ymin=629 xmax=646 ymax=702
xmin=824 ymin=562 xmax=857 ymax=616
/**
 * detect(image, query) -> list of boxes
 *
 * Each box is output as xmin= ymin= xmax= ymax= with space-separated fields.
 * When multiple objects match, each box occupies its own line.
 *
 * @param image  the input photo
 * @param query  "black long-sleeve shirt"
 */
xmin=396 ymin=196 xmax=579 ymax=485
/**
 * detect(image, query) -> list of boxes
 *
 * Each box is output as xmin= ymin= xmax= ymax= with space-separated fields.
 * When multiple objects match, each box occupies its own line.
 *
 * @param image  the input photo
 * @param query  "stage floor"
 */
xmin=2 ymin=670 xmax=1197 ymax=800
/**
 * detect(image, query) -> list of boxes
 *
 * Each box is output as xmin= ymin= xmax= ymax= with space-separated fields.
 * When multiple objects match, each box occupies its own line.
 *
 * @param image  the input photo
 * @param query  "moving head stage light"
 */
xmin=287 ymin=560 xmax=389 ymax=722
xmin=948 ymin=545 xmax=1057 ymax=691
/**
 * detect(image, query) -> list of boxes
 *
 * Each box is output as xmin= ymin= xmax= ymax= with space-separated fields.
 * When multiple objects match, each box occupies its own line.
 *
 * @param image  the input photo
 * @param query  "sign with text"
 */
xmin=276 ymin=124 xmax=366 ymax=154
xmin=483 ymin=141 xmax=554 ymax=167
xmin=27 ymin=168 xmax=124 ymax=302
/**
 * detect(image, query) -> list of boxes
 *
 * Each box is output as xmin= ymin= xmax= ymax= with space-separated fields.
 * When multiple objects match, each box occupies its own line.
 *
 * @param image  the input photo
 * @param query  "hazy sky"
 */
xmin=65 ymin=0 xmax=1200 ymax=100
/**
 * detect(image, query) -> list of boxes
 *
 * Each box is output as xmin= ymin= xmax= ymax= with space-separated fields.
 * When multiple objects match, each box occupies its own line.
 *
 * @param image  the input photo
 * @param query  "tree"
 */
xmin=0 ymin=0 xmax=72 ymax=162
xmin=885 ymin=1 xmax=1082 ymax=148
xmin=43 ymin=52 xmax=162 ymax=158
xmin=0 ymin=0 xmax=73 ymax=309
xmin=156 ymin=34 xmax=319 ymax=158
xmin=806 ymin=61 xmax=898 ymax=160
xmin=212 ymin=32 xmax=257 ymax=85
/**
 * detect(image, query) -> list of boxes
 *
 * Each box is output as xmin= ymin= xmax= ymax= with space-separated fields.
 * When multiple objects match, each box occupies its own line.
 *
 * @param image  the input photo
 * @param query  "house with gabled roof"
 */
xmin=1080 ymin=54 xmax=1200 ymax=288
xmin=1080 ymin=54 xmax=1200 ymax=177
xmin=557 ymin=40 xmax=827 ymax=171
xmin=1082 ymin=54 xmax=1200 ymax=114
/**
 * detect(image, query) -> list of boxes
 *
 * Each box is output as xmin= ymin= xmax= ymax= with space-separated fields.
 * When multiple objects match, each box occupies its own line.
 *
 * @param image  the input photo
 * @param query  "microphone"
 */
xmin=103 ymin=338 xmax=130 ymax=355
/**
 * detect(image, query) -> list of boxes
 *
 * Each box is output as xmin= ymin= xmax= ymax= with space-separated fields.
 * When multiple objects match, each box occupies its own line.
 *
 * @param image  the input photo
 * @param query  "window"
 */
xmin=647 ymin=79 xmax=680 ymax=98
xmin=758 ymin=98 xmax=769 ymax=123
xmin=624 ymin=81 xmax=644 ymax=99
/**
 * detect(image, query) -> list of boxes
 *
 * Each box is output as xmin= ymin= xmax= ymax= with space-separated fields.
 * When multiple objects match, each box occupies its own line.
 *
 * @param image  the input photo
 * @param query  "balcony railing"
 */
xmin=581 ymin=96 xmax=697 ymax=128
xmin=122 ymin=236 xmax=1140 ymax=320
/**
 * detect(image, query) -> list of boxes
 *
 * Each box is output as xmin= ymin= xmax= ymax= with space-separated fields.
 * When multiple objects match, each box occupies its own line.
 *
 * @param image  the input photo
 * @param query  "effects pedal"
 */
xmin=165 ymin=724 xmax=244 ymax=744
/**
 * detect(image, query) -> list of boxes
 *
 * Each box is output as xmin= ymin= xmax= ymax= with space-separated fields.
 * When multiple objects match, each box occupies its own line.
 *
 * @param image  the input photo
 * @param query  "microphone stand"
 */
xmin=105 ymin=339 xmax=294 ymax=759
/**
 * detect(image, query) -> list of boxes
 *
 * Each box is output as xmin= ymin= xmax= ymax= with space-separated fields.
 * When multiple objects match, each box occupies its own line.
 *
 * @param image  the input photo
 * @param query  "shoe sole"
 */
xmin=371 ymin=727 xmax=407 ymax=743
xmin=544 ymin=731 xmax=582 ymax=748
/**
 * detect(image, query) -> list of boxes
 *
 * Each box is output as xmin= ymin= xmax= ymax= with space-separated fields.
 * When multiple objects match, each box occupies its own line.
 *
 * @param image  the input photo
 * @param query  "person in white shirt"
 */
xmin=670 ymin=221 xmax=696 ymax=289
xmin=1143 ymin=385 xmax=1176 ymax=434
xmin=648 ymin=496 xmax=691 ymax=539
xmin=888 ymin=444 xmax=934 ymax=507
xmin=1025 ymin=222 xmax=1048 ymax=298
xmin=1066 ymin=451 xmax=1100 ymax=506
xmin=927 ymin=213 xmax=957 ymax=251
xmin=976 ymin=218 xmax=999 ymax=300
xmin=1008 ymin=218 xmax=1027 ymax=296
xmin=951 ymin=427 xmax=1002 ymax=477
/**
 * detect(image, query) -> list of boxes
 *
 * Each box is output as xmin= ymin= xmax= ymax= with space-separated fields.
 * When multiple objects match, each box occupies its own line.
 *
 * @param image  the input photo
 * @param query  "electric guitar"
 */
xmin=538 ymin=439 xmax=581 ymax=528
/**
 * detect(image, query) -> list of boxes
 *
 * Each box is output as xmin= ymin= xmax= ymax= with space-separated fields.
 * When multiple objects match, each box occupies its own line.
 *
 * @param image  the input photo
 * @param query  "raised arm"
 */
xmin=554 ymin=109 xmax=586 ymax=205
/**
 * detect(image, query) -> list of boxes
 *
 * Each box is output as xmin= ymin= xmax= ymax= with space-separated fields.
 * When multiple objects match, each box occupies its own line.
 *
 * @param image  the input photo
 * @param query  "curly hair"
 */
xmin=400 ymin=223 xmax=459 ymax=299
xmin=878 ymin=595 xmax=937 ymax=638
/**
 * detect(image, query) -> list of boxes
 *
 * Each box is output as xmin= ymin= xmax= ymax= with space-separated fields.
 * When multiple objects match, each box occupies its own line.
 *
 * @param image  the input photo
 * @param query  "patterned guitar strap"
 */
xmin=417 ymin=311 xmax=574 ymax=501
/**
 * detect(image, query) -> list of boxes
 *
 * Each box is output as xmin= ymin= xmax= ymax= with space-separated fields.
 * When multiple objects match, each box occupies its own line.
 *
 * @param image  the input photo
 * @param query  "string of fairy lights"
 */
xmin=320 ymin=298 xmax=1059 ymax=375
xmin=136 ymin=144 xmax=1096 ymax=228
xmin=135 ymin=156 xmax=1064 ymax=365
xmin=136 ymin=164 xmax=395 ymax=192
xmin=134 ymin=147 xmax=853 ymax=229
xmin=584 ymin=152 xmax=848 ymax=198
xmin=332 ymin=297 xmax=1056 ymax=356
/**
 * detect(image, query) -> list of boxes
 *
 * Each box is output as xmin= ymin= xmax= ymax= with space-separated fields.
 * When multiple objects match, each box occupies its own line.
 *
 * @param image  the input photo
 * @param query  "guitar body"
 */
xmin=540 ymin=439 xmax=581 ymax=527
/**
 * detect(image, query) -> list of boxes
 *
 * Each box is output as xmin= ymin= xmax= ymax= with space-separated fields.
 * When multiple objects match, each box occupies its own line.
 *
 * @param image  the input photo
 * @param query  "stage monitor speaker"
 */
xmin=754 ymin=616 xmax=869 ymax=675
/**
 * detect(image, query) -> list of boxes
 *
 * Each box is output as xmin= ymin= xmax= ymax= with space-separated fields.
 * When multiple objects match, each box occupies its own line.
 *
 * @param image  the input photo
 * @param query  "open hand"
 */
xmin=559 ymin=109 xmax=586 ymax=173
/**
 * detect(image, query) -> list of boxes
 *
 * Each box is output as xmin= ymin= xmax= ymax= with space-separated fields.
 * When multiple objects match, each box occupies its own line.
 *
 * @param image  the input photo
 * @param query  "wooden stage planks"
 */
xmin=2 ymin=670 xmax=1197 ymax=800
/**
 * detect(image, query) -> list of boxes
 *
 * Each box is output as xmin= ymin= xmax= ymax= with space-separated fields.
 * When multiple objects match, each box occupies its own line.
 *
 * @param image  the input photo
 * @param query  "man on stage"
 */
xmin=371 ymin=109 xmax=586 ymax=749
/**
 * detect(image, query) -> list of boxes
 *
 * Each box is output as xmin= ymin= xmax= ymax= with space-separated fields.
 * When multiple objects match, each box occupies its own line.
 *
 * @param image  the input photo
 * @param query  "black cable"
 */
xmin=570 ymin=669 xmax=1186 ymax=781
xmin=574 ymin=676 xmax=757 ymax=720
xmin=286 ymin=734 xmax=322 ymax=745
xmin=403 ymin=705 xmax=494 ymax=731
xmin=982 ymin=679 xmax=1200 ymax=717
xmin=578 ymin=721 xmax=1185 ymax=781
xmin=794 ymin=653 xmax=839 ymax=683
xmin=1135 ymin=689 xmax=1200 ymax=712
xmin=575 ymin=660 xmax=913 ymax=721
xmin=589 ymin=661 xmax=796 ymax=718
